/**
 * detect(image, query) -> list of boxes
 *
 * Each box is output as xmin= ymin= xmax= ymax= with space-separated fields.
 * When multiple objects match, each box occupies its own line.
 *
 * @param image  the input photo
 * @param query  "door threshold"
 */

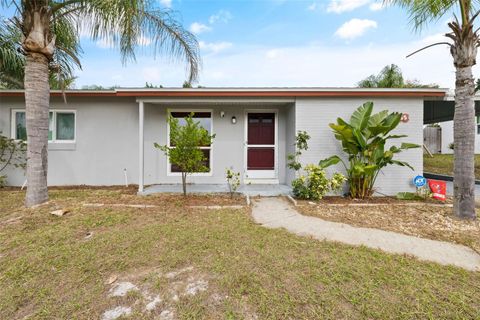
xmin=244 ymin=179 xmax=279 ymax=185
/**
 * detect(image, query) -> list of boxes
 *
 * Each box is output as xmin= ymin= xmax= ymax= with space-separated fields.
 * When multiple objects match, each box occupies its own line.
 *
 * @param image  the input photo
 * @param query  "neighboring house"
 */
xmin=436 ymin=119 xmax=480 ymax=154
xmin=0 ymin=88 xmax=446 ymax=195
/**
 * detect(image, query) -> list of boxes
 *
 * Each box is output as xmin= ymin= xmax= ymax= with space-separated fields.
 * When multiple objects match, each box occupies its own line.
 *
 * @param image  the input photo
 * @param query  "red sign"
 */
xmin=428 ymin=179 xmax=447 ymax=201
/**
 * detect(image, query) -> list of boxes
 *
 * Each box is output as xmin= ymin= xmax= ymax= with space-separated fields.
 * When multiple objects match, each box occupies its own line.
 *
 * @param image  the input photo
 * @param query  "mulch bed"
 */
xmin=297 ymin=197 xmax=480 ymax=253
xmin=296 ymin=195 xmax=451 ymax=206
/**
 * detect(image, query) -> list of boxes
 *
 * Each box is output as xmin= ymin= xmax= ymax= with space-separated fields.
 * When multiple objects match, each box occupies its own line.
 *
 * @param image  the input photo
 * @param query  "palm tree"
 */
xmin=0 ymin=18 xmax=80 ymax=89
xmin=1 ymin=1 xmax=200 ymax=207
xmin=389 ymin=0 xmax=478 ymax=219
xmin=358 ymin=63 xmax=438 ymax=88
xmin=358 ymin=64 xmax=405 ymax=88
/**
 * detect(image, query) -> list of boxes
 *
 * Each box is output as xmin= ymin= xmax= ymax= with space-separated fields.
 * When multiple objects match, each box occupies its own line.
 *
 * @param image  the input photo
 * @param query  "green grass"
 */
xmin=0 ymin=189 xmax=479 ymax=319
xmin=424 ymin=154 xmax=480 ymax=179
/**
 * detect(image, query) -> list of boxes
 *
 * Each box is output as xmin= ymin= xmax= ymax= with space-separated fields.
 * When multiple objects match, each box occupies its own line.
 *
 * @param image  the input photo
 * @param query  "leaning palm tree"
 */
xmin=388 ymin=0 xmax=478 ymax=219
xmin=1 ymin=1 xmax=200 ymax=207
xmin=0 ymin=17 xmax=80 ymax=89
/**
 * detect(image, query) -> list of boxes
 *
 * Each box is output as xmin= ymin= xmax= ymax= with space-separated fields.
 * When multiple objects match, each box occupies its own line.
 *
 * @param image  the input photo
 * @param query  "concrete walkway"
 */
xmin=141 ymin=184 xmax=292 ymax=197
xmin=251 ymin=197 xmax=480 ymax=271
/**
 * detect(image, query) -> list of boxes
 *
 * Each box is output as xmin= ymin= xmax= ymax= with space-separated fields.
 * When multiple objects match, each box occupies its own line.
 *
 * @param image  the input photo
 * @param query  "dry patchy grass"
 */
xmin=423 ymin=154 xmax=480 ymax=179
xmin=0 ymin=188 xmax=479 ymax=319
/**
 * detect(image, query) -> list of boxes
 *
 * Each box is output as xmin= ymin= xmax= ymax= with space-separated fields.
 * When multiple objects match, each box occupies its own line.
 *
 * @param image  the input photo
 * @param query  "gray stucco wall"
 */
xmin=143 ymin=103 xmax=291 ymax=185
xmin=0 ymin=95 xmax=423 ymax=192
xmin=295 ymin=97 xmax=424 ymax=195
xmin=0 ymin=96 xmax=294 ymax=186
xmin=285 ymin=104 xmax=296 ymax=186
xmin=0 ymin=96 xmax=139 ymax=186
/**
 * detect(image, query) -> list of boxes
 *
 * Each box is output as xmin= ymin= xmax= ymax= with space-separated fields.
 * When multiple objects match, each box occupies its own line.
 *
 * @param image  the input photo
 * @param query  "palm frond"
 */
xmin=0 ymin=18 xmax=25 ymax=88
xmin=75 ymin=0 xmax=201 ymax=83
xmin=385 ymin=0 xmax=460 ymax=31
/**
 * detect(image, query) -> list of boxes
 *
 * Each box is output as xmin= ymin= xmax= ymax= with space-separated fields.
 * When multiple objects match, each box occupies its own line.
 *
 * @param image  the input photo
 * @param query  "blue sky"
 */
xmin=2 ymin=0 xmax=470 ymax=88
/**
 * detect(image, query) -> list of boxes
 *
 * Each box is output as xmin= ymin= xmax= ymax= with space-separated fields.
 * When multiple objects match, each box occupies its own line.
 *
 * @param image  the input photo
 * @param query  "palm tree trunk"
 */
xmin=24 ymin=53 xmax=50 ymax=207
xmin=453 ymin=65 xmax=476 ymax=219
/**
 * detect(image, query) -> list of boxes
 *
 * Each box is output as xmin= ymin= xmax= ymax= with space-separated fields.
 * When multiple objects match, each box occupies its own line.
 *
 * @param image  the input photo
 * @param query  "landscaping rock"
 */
xmin=159 ymin=309 xmax=174 ymax=320
xmin=50 ymin=209 xmax=69 ymax=217
xmin=105 ymin=275 xmax=118 ymax=285
xmin=145 ymin=295 xmax=162 ymax=311
xmin=102 ymin=306 xmax=131 ymax=320
xmin=185 ymin=278 xmax=208 ymax=295
xmin=109 ymin=281 xmax=138 ymax=297
xmin=165 ymin=266 xmax=193 ymax=279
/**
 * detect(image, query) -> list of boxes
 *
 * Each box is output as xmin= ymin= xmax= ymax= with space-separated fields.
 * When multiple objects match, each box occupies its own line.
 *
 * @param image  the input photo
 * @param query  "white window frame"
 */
xmin=11 ymin=109 xmax=77 ymax=143
xmin=166 ymin=109 xmax=213 ymax=177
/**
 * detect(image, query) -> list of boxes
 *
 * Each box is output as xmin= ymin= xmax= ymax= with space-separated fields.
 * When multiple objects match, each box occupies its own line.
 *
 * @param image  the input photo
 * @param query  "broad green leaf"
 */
xmin=368 ymin=110 xmax=389 ymax=128
xmin=380 ymin=113 xmax=401 ymax=134
xmin=385 ymin=134 xmax=407 ymax=140
xmin=352 ymin=128 xmax=366 ymax=149
xmin=390 ymin=160 xmax=415 ymax=170
xmin=319 ymin=155 xmax=343 ymax=168
xmin=363 ymin=164 xmax=378 ymax=175
xmin=350 ymin=102 xmax=373 ymax=131
xmin=373 ymin=144 xmax=385 ymax=163
xmin=400 ymin=142 xmax=420 ymax=149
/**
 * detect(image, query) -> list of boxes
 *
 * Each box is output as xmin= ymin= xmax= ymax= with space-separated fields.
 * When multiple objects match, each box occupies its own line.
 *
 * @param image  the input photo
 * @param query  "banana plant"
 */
xmin=319 ymin=101 xmax=419 ymax=199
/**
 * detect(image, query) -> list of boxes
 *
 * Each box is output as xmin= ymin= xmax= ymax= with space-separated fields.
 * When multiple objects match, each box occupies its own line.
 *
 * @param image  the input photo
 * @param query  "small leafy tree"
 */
xmin=154 ymin=114 xmax=215 ymax=196
xmin=287 ymin=131 xmax=311 ymax=171
xmin=225 ymin=168 xmax=241 ymax=198
xmin=0 ymin=135 xmax=27 ymax=187
xmin=320 ymin=102 xmax=419 ymax=199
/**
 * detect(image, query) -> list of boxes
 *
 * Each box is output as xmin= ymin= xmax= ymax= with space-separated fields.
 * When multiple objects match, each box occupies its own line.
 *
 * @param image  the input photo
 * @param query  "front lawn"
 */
xmin=0 ymin=188 xmax=479 ymax=319
xmin=423 ymin=154 xmax=480 ymax=179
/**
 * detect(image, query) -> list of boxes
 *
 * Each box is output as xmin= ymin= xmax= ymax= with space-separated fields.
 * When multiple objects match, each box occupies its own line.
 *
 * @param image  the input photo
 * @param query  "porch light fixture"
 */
xmin=220 ymin=111 xmax=225 ymax=118
xmin=231 ymin=116 xmax=237 ymax=124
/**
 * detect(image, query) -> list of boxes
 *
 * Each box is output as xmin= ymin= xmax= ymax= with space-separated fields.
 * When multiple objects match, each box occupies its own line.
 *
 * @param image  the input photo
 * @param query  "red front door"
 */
xmin=247 ymin=113 xmax=275 ymax=172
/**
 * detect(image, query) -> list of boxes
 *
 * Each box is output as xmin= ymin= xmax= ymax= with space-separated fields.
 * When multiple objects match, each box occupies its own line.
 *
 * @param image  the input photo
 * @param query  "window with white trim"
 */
xmin=168 ymin=111 xmax=212 ymax=174
xmin=12 ymin=110 xmax=76 ymax=142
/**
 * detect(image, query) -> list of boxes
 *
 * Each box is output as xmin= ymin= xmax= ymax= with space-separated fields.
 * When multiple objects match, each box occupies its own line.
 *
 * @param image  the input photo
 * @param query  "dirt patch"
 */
xmin=100 ymin=266 xmax=222 ymax=319
xmin=298 ymin=202 xmax=480 ymax=253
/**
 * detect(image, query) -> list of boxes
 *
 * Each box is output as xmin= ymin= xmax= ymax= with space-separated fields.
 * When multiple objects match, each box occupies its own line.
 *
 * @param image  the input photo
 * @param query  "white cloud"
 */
xmin=335 ymin=18 xmax=377 ymax=39
xmin=142 ymin=67 xmax=162 ymax=83
xmin=266 ymin=49 xmax=282 ymax=59
xmin=159 ymin=0 xmax=172 ymax=8
xmin=75 ymin=31 xmax=461 ymax=91
xmin=369 ymin=2 xmax=383 ymax=11
xmin=199 ymin=41 xmax=233 ymax=54
xmin=208 ymin=10 xmax=233 ymax=24
xmin=327 ymin=0 xmax=370 ymax=13
xmin=189 ymin=22 xmax=212 ymax=34
xmin=307 ymin=3 xmax=317 ymax=11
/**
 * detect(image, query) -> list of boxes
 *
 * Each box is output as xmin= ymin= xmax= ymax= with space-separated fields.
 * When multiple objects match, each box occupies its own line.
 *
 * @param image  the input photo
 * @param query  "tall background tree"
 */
xmin=1 ymin=0 xmax=201 ymax=207
xmin=388 ymin=0 xmax=478 ymax=219
xmin=358 ymin=63 xmax=438 ymax=88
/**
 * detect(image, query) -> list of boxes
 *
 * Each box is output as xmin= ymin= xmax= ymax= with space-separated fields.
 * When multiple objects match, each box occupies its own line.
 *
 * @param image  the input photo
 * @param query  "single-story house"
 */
xmin=0 ymin=88 xmax=447 ymax=195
